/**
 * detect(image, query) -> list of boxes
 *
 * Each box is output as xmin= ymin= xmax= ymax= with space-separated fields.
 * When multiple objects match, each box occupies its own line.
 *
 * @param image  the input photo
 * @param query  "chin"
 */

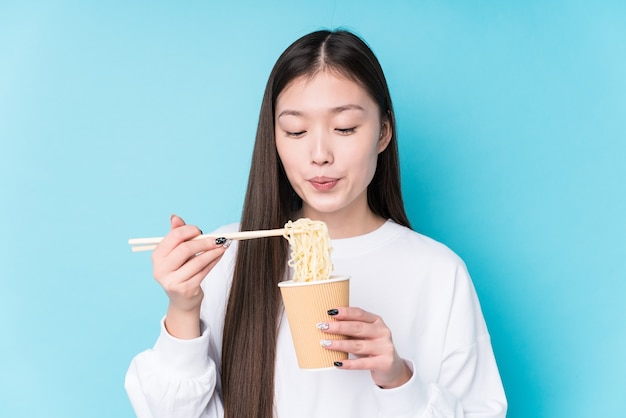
xmin=302 ymin=201 xmax=351 ymax=218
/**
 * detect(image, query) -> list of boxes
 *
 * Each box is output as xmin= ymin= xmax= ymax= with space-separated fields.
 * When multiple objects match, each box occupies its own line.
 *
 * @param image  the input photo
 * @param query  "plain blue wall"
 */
xmin=1 ymin=1 xmax=624 ymax=417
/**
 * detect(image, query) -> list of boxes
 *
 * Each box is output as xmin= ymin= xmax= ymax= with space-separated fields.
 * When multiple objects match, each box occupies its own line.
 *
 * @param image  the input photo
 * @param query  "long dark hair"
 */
xmin=221 ymin=29 xmax=411 ymax=418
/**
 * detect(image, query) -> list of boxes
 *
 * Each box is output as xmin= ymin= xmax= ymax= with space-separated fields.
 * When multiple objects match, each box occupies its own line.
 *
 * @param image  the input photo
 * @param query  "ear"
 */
xmin=377 ymin=118 xmax=392 ymax=154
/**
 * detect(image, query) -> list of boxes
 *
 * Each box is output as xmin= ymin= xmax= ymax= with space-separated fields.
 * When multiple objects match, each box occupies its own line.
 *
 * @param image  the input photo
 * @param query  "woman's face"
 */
xmin=275 ymin=70 xmax=391 ymax=223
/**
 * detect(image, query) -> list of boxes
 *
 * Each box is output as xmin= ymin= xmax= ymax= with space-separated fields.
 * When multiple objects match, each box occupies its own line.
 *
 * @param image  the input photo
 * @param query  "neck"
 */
xmin=299 ymin=205 xmax=386 ymax=239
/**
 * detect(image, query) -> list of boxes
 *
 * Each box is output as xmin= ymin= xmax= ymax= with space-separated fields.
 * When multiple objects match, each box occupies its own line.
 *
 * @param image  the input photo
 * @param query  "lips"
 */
xmin=309 ymin=176 xmax=339 ymax=191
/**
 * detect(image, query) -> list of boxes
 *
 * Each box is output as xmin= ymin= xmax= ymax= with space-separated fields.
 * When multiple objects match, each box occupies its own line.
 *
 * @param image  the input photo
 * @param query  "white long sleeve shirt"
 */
xmin=126 ymin=220 xmax=507 ymax=417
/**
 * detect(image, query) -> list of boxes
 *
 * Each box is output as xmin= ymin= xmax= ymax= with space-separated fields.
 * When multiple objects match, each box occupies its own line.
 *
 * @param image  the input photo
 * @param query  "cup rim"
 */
xmin=278 ymin=274 xmax=350 ymax=288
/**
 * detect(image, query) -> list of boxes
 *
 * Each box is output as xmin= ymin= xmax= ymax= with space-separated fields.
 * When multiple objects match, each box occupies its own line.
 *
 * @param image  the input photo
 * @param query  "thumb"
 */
xmin=170 ymin=213 xmax=186 ymax=229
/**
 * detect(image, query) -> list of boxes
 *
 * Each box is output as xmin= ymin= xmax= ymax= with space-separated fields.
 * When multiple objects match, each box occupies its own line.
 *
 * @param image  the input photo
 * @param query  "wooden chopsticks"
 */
xmin=128 ymin=228 xmax=286 ymax=252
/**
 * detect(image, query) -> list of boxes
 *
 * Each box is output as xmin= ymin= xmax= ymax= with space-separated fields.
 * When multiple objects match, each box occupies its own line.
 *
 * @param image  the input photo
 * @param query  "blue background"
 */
xmin=1 ymin=1 xmax=624 ymax=417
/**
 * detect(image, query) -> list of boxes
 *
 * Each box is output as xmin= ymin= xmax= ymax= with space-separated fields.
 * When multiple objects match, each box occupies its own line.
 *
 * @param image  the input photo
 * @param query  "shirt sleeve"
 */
xmin=373 ymin=262 xmax=507 ymax=417
xmin=124 ymin=318 xmax=224 ymax=418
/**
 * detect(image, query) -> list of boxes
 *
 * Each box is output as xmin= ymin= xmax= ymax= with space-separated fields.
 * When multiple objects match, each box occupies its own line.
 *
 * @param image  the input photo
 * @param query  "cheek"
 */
xmin=361 ymin=145 xmax=382 ymax=186
xmin=347 ymin=141 xmax=379 ymax=171
xmin=276 ymin=136 xmax=293 ymax=159
xmin=277 ymin=138 xmax=308 ymax=168
xmin=363 ymin=153 xmax=379 ymax=184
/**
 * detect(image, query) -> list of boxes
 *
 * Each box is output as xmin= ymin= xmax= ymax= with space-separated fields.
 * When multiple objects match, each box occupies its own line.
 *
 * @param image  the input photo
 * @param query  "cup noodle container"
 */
xmin=278 ymin=275 xmax=350 ymax=369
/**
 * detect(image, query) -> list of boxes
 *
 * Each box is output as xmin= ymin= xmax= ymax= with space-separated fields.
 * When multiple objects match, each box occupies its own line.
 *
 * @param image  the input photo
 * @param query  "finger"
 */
xmin=332 ymin=356 xmax=379 ymax=371
xmin=321 ymin=337 xmax=390 ymax=358
xmin=153 ymin=224 xmax=204 ymax=260
xmin=325 ymin=318 xmax=390 ymax=339
xmin=162 ymin=249 xmax=225 ymax=296
xmin=157 ymin=237 xmax=226 ymax=277
xmin=170 ymin=213 xmax=186 ymax=229
xmin=158 ymin=246 xmax=226 ymax=294
xmin=327 ymin=307 xmax=380 ymax=323
xmin=174 ymin=245 xmax=227 ymax=283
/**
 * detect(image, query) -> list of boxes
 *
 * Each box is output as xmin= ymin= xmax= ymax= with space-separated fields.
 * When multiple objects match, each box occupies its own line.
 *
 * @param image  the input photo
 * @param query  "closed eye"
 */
xmin=336 ymin=127 xmax=356 ymax=135
xmin=285 ymin=130 xmax=306 ymax=138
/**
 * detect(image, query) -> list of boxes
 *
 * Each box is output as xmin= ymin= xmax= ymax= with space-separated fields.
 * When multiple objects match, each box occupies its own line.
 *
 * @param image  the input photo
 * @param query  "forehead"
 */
xmin=276 ymin=71 xmax=377 ymax=113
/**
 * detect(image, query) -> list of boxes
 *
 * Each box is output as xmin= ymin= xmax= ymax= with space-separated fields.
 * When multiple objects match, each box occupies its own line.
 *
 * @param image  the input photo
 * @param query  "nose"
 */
xmin=311 ymin=130 xmax=333 ymax=166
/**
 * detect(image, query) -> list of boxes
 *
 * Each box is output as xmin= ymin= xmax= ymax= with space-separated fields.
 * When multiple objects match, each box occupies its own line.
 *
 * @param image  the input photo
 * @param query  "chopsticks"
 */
xmin=128 ymin=228 xmax=286 ymax=252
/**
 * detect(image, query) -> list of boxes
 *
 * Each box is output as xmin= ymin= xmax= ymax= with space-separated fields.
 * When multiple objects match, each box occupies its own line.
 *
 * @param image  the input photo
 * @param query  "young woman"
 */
xmin=125 ymin=29 xmax=507 ymax=417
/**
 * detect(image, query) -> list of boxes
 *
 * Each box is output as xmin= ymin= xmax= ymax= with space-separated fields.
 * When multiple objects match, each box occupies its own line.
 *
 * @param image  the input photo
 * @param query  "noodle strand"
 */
xmin=283 ymin=218 xmax=333 ymax=282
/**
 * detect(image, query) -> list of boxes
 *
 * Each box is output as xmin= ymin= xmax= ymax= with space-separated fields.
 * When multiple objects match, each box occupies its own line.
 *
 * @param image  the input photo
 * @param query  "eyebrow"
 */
xmin=277 ymin=104 xmax=365 ymax=118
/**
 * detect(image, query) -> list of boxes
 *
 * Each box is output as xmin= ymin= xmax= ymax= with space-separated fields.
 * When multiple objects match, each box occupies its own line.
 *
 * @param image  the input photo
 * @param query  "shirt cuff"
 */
xmin=152 ymin=316 xmax=212 ymax=380
xmin=374 ymin=360 xmax=430 ymax=416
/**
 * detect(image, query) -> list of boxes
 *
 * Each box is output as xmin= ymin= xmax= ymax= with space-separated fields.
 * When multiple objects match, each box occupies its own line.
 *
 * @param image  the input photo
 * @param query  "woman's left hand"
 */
xmin=321 ymin=307 xmax=413 ymax=389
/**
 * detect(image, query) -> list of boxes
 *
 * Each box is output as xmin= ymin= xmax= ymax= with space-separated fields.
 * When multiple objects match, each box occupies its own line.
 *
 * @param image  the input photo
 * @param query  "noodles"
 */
xmin=283 ymin=218 xmax=333 ymax=282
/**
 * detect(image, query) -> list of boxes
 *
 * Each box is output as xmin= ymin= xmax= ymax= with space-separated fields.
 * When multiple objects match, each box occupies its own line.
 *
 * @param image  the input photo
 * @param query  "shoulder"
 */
xmin=384 ymin=221 xmax=466 ymax=269
xmin=332 ymin=220 xmax=468 ymax=280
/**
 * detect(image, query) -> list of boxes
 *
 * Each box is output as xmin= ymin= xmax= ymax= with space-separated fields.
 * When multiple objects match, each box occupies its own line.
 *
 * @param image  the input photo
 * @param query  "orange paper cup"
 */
xmin=278 ymin=275 xmax=350 ymax=369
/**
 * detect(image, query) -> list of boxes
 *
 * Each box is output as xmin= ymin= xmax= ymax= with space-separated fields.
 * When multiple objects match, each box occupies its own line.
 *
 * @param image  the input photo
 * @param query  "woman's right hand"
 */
xmin=152 ymin=214 xmax=228 ymax=338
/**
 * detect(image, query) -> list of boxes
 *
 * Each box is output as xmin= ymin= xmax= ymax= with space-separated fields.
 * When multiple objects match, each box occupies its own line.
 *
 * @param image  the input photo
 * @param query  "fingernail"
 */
xmin=316 ymin=322 xmax=329 ymax=330
xmin=215 ymin=237 xmax=227 ymax=245
xmin=222 ymin=239 xmax=232 ymax=248
xmin=320 ymin=340 xmax=332 ymax=347
xmin=327 ymin=309 xmax=339 ymax=316
xmin=334 ymin=361 xmax=343 ymax=367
